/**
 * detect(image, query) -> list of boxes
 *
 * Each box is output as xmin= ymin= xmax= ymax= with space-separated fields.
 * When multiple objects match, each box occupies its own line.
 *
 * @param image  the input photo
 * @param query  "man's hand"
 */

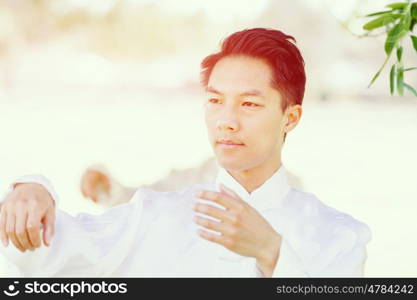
xmin=0 ymin=183 xmax=56 ymax=252
xmin=193 ymin=184 xmax=281 ymax=277
xmin=80 ymin=168 xmax=111 ymax=203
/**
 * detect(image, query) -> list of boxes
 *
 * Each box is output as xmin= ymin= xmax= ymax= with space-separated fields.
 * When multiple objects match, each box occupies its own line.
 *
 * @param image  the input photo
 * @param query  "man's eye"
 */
xmin=242 ymin=101 xmax=260 ymax=107
xmin=208 ymin=98 xmax=220 ymax=104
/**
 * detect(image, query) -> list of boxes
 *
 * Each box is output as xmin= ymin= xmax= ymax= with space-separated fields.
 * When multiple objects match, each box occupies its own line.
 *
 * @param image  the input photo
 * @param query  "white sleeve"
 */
xmin=0 ymin=188 xmax=145 ymax=277
xmin=1 ymin=174 xmax=60 ymax=206
xmin=271 ymin=238 xmax=310 ymax=277
xmin=271 ymin=223 xmax=372 ymax=278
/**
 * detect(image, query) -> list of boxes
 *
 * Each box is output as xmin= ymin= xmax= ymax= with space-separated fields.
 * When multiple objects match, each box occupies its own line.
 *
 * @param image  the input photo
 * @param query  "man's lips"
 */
xmin=216 ymin=139 xmax=245 ymax=148
xmin=217 ymin=139 xmax=244 ymax=145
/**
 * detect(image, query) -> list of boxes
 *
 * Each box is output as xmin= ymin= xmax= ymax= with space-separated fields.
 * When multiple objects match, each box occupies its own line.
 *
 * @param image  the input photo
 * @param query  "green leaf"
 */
xmin=384 ymin=23 xmax=405 ymax=55
xmin=365 ymin=10 xmax=394 ymax=17
xmin=403 ymin=83 xmax=417 ymax=97
xmin=368 ymin=54 xmax=392 ymax=87
xmin=363 ymin=13 xmax=402 ymax=30
xmin=403 ymin=10 xmax=412 ymax=29
xmin=396 ymin=46 xmax=403 ymax=61
xmin=386 ymin=2 xmax=408 ymax=10
xmin=404 ymin=67 xmax=417 ymax=71
xmin=412 ymin=4 xmax=417 ymax=19
xmin=410 ymin=19 xmax=416 ymax=31
xmin=411 ymin=35 xmax=417 ymax=52
xmin=369 ymin=70 xmax=382 ymax=87
xmin=390 ymin=64 xmax=397 ymax=95
xmin=397 ymin=67 xmax=404 ymax=96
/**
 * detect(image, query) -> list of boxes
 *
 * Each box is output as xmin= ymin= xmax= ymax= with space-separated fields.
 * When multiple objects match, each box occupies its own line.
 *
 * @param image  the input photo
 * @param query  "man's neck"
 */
xmin=228 ymin=160 xmax=282 ymax=194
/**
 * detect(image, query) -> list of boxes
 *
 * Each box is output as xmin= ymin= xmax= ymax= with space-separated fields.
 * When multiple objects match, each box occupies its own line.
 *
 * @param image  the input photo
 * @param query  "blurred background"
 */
xmin=0 ymin=0 xmax=416 ymax=276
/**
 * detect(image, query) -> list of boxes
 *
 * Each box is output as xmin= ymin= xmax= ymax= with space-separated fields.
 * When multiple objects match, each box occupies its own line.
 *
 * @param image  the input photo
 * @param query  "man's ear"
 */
xmin=284 ymin=105 xmax=302 ymax=133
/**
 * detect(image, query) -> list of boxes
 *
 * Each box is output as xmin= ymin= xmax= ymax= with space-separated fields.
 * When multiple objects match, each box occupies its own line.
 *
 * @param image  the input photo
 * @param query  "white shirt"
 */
xmin=0 ymin=166 xmax=372 ymax=277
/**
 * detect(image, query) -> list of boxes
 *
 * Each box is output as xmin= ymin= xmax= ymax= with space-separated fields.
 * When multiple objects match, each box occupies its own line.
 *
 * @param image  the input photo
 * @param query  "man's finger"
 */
xmin=193 ymin=203 xmax=236 ymax=224
xmin=6 ymin=213 xmax=25 ymax=252
xmin=219 ymin=184 xmax=242 ymax=200
xmin=81 ymin=180 xmax=97 ymax=202
xmin=42 ymin=209 xmax=55 ymax=247
xmin=15 ymin=211 xmax=34 ymax=251
xmin=195 ymin=190 xmax=239 ymax=209
xmin=194 ymin=215 xmax=235 ymax=236
xmin=197 ymin=228 xmax=233 ymax=249
xmin=0 ymin=210 xmax=9 ymax=247
xmin=27 ymin=211 xmax=42 ymax=248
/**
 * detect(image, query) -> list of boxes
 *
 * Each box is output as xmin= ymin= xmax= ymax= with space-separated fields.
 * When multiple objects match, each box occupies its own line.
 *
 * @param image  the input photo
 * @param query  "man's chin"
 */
xmin=216 ymin=156 xmax=249 ymax=172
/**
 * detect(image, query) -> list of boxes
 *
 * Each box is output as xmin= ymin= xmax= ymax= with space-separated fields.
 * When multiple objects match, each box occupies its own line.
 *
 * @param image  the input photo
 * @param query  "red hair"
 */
xmin=200 ymin=28 xmax=306 ymax=111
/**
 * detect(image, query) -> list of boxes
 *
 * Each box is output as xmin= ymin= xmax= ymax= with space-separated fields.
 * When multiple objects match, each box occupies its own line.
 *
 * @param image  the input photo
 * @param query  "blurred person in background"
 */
xmin=79 ymin=157 xmax=219 ymax=208
xmin=0 ymin=28 xmax=371 ymax=277
xmin=79 ymin=157 xmax=303 ymax=208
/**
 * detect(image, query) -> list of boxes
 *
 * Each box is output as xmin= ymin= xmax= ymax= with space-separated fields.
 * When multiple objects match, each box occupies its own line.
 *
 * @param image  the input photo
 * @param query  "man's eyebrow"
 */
xmin=206 ymin=86 xmax=222 ymax=94
xmin=206 ymin=87 xmax=264 ymax=97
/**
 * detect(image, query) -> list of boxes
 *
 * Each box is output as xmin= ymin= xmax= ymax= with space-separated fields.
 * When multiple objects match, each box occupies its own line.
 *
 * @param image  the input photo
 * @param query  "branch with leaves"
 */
xmin=363 ymin=1 xmax=417 ymax=97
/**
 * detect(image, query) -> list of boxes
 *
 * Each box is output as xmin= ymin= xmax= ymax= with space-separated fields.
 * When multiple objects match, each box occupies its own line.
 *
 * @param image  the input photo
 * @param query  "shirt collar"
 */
xmin=214 ymin=164 xmax=291 ymax=212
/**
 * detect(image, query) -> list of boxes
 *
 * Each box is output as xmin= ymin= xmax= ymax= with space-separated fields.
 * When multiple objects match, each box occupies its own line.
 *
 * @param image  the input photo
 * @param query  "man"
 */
xmin=0 ymin=28 xmax=371 ymax=277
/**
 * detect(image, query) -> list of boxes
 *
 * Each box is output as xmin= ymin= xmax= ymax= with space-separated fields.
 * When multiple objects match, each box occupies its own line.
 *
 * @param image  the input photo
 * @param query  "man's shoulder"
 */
xmin=285 ymin=188 xmax=372 ymax=244
xmin=283 ymin=189 xmax=372 ymax=275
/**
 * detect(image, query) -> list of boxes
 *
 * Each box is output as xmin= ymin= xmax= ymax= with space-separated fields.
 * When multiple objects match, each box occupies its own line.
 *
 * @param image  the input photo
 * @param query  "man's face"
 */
xmin=204 ymin=55 xmax=289 ymax=172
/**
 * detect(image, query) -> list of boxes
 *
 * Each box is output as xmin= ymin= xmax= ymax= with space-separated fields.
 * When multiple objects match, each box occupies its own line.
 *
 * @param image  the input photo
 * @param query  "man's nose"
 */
xmin=216 ymin=112 xmax=239 ymax=132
